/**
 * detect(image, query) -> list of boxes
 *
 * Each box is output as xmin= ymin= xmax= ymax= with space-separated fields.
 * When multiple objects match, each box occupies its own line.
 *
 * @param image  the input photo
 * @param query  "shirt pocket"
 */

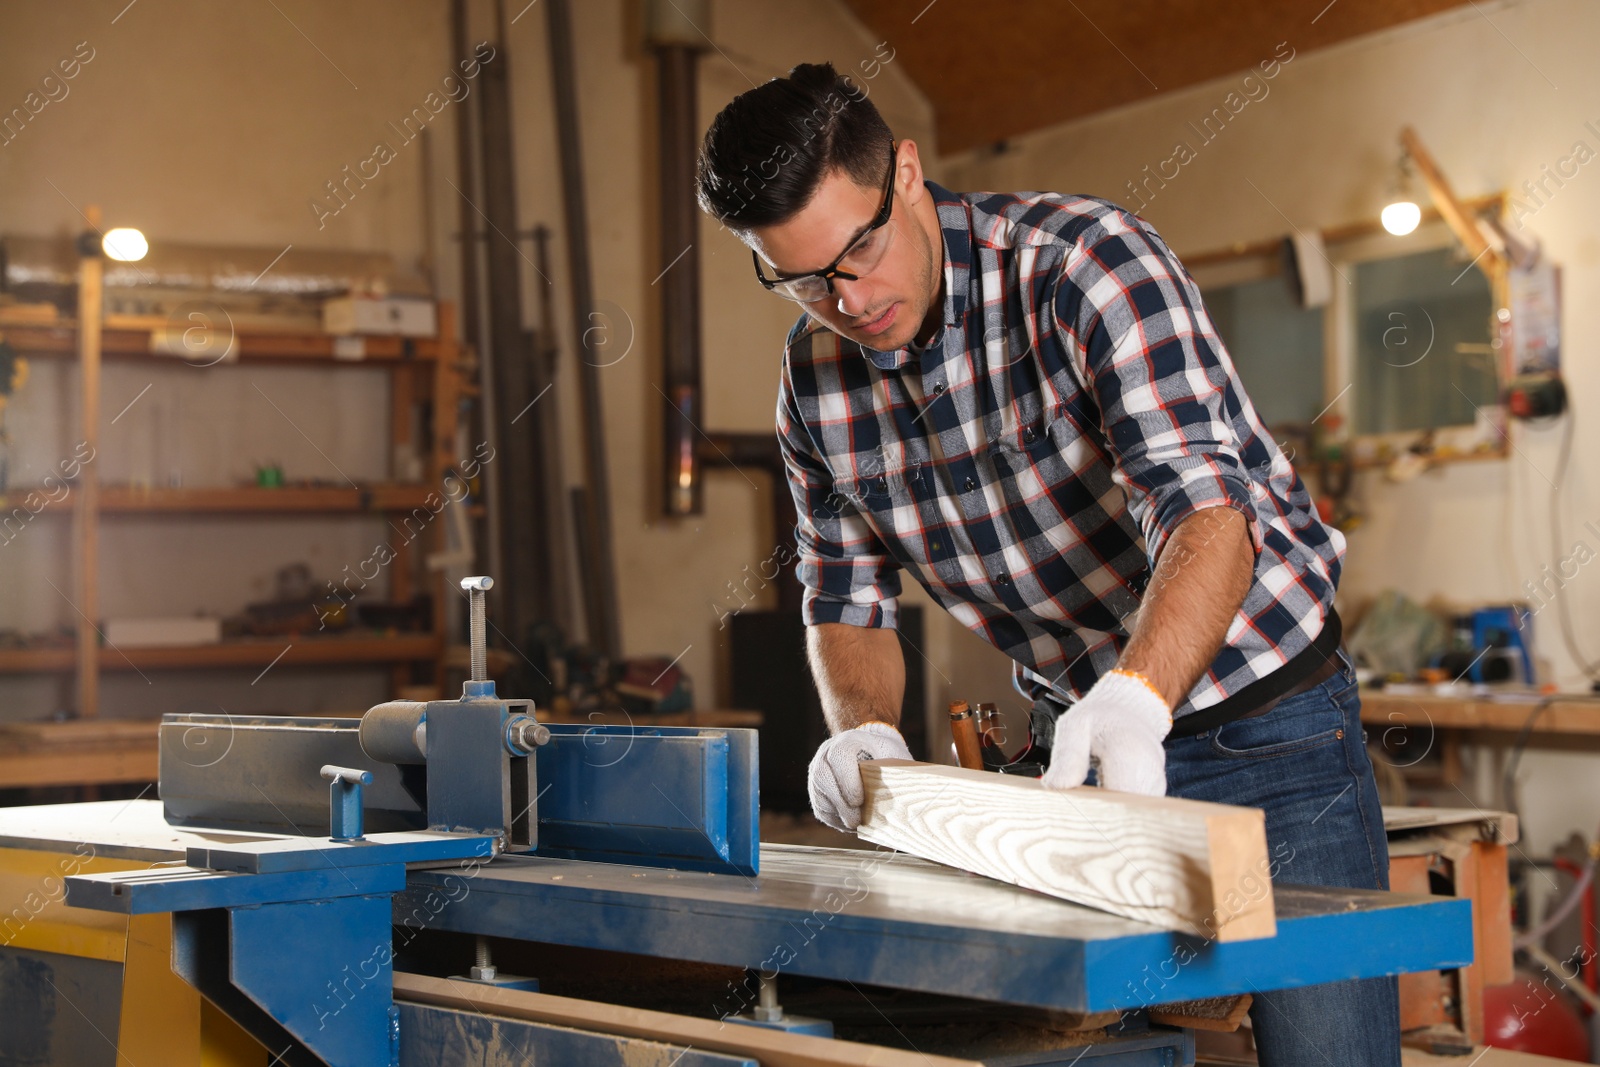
xmin=987 ymin=408 xmax=1145 ymax=631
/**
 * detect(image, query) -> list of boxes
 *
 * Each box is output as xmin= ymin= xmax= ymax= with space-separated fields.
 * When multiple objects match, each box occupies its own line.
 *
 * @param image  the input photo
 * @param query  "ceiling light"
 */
xmin=1382 ymin=150 xmax=1421 ymax=236
xmin=1381 ymin=200 xmax=1421 ymax=236
xmin=101 ymin=227 xmax=148 ymax=262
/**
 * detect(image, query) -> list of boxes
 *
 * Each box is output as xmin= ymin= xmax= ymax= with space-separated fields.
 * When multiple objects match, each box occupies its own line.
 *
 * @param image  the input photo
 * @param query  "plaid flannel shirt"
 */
xmin=776 ymin=181 xmax=1345 ymax=719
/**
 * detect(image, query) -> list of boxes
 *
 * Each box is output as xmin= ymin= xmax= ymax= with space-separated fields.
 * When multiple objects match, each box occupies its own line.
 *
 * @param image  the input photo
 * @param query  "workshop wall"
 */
xmin=493 ymin=0 xmax=941 ymax=723
xmin=939 ymin=0 xmax=1600 ymax=853
xmin=0 ymin=1 xmax=453 ymax=718
xmin=0 ymin=1 xmax=946 ymax=725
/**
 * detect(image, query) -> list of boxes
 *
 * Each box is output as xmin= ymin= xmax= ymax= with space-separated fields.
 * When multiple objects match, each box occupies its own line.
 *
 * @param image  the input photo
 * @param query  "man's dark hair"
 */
xmin=695 ymin=61 xmax=893 ymax=230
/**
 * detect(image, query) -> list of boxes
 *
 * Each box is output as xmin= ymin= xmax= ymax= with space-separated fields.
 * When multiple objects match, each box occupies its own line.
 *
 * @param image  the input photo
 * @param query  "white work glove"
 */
xmin=807 ymin=721 xmax=912 ymax=832
xmin=1041 ymin=669 xmax=1173 ymax=796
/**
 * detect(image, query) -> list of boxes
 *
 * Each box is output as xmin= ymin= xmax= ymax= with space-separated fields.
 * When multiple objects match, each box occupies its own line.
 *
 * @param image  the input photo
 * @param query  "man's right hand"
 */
xmin=807 ymin=721 xmax=912 ymax=832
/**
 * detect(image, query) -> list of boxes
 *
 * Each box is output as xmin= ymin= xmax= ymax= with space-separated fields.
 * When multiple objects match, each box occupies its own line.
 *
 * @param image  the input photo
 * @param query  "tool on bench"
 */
xmin=948 ymin=700 xmax=985 ymax=770
xmin=975 ymin=701 xmax=1010 ymax=769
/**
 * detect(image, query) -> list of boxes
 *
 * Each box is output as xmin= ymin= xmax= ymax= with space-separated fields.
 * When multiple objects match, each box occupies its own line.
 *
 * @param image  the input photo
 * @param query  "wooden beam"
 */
xmin=392 ymin=973 xmax=983 ymax=1067
xmin=1401 ymin=126 xmax=1501 ymax=275
xmin=74 ymin=206 xmax=103 ymax=719
xmin=857 ymin=760 xmax=1276 ymax=942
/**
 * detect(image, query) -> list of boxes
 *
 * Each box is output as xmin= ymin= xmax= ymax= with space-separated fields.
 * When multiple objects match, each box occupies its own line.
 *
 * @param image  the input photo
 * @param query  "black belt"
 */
xmin=1029 ymin=607 xmax=1345 ymax=748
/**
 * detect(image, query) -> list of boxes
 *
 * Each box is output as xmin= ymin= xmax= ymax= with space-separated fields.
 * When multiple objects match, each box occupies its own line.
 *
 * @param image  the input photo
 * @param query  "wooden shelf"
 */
xmin=8 ymin=291 xmax=462 ymax=717
xmin=0 ymin=634 xmax=441 ymax=674
xmin=0 ymin=322 xmax=445 ymax=363
xmin=64 ymin=484 xmax=437 ymax=514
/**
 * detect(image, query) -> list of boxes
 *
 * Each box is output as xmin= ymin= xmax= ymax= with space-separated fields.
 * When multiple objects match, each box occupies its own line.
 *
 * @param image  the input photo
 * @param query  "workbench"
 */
xmin=1361 ymin=690 xmax=1600 ymax=737
xmin=1360 ymin=688 xmax=1600 ymax=789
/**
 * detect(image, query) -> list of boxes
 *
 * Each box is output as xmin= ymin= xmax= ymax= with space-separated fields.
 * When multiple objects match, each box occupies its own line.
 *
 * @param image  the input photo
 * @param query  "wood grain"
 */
xmin=392 ymin=973 xmax=982 ymax=1067
xmin=857 ymin=760 xmax=1275 ymax=942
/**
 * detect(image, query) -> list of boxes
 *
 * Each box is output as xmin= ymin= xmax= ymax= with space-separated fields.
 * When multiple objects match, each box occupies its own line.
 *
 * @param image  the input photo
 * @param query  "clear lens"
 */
xmin=773 ymin=275 xmax=831 ymax=302
xmin=769 ymin=224 xmax=895 ymax=303
xmin=843 ymin=224 xmax=892 ymax=273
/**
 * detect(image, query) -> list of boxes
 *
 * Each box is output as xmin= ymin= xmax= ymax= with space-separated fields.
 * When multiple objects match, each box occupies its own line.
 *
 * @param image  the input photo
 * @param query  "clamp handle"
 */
xmin=321 ymin=764 xmax=373 ymax=842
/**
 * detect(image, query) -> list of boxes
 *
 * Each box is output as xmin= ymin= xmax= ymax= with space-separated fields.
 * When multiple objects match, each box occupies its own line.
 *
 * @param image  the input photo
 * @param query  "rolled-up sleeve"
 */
xmin=1052 ymin=214 xmax=1265 ymax=567
xmin=777 ymin=368 xmax=902 ymax=629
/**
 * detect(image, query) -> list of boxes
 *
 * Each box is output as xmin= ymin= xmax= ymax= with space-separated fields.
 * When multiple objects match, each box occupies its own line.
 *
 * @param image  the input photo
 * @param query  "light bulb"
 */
xmin=102 ymin=227 xmax=148 ymax=262
xmin=1381 ymin=201 xmax=1420 ymax=237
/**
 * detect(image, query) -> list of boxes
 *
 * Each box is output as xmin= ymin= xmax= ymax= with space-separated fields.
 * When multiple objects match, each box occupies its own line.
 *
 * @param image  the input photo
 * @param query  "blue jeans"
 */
xmin=1164 ymin=650 xmax=1400 ymax=1066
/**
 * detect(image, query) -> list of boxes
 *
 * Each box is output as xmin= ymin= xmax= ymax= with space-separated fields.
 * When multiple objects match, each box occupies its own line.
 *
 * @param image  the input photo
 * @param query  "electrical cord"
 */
xmin=1549 ymin=411 xmax=1600 ymax=680
xmin=1515 ymin=843 xmax=1598 ymax=952
xmin=1500 ymin=691 xmax=1600 ymax=820
xmin=1500 ymin=697 xmax=1552 ymax=821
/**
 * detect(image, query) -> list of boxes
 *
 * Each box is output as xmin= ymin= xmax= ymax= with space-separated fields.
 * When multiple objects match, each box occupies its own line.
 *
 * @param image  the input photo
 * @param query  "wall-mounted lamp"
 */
xmin=101 ymin=227 xmax=148 ymax=262
xmin=1381 ymin=153 xmax=1421 ymax=236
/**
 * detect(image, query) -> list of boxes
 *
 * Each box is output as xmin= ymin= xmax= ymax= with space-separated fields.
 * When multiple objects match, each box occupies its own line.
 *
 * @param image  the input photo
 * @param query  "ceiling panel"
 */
xmin=842 ymin=0 xmax=1473 ymax=153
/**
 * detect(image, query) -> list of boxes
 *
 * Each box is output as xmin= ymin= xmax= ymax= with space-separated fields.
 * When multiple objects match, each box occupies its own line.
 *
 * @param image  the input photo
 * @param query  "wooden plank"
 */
xmin=1473 ymin=841 xmax=1513 ymax=986
xmin=1149 ymin=993 xmax=1252 ymax=1033
xmin=1401 ymin=126 xmax=1498 ymax=271
xmin=1385 ymin=806 xmax=1520 ymax=847
xmin=1392 ymin=854 xmax=1451 ymax=1032
xmin=857 ymin=760 xmax=1275 ymax=942
xmin=1361 ymin=692 xmax=1600 ymax=738
xmin=392 ymin=973 xmax=982 ymax=1067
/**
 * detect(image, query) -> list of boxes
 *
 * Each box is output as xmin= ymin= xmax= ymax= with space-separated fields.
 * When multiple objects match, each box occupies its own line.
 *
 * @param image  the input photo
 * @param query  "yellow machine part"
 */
xmin=0 ymin=844 xmax=265 ymax=1065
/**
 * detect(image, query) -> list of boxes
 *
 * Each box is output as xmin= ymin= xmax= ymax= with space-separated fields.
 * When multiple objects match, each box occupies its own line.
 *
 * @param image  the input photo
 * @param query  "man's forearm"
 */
xmin=1118 ymin=506 xmax=1255 ymax=708
xmin=806 ymin=622 xmax=906 ymax=734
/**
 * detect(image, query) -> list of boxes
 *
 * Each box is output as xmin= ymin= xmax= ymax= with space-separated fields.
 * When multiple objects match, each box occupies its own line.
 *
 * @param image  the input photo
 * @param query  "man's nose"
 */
xmin=834 ymin=276 xmax=872 ymax=319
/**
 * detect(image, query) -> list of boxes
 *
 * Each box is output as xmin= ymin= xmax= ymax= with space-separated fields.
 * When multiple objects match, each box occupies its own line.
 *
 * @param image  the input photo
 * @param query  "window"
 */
xmin=1190 ymin=211 xmax=1504 ymax=462
xmin=1200 ymin=273 xmax=1325 ymax=430
xmin=1350 ymin=245 xmax=1497 ymax=436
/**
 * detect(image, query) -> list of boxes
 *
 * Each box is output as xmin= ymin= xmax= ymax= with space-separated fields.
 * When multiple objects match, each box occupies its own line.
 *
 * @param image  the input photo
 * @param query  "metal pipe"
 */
xmin=547 ymin=0 xmax=622 ymax=658
xmin=481 ymin=0 xmax=560 ymax=645
xmin=451 ymin=0 xmax=502 ymax=591
xmin=654 ymin=41 xmax=704 ymax=517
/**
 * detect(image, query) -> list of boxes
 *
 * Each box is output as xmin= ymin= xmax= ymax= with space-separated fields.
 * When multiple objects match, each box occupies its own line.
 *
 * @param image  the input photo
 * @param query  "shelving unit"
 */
xmin=0 ymin=301 xmax=467 ymax=715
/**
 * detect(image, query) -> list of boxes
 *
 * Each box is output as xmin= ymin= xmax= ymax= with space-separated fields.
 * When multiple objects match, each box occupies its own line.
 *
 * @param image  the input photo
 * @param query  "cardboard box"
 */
xmin=105 ymin=617 xmax=222 ymax=647
xmin=322 ymin=296 xmax=437 ymax=337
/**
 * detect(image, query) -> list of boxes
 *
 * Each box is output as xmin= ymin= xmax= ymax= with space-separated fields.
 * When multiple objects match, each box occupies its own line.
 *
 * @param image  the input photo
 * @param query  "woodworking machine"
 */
xmin=0 ymin=578 xmax=1476 ymax=1065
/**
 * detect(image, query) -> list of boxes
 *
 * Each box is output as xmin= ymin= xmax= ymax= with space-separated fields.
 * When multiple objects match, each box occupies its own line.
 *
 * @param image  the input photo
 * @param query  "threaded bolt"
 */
xmin=461 ymin=576 xmax=493 ymax=682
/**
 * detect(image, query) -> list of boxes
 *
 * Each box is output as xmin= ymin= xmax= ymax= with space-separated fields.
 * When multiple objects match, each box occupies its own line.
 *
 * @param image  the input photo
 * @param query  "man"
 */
xmin=696 ymin=62 xmax=1396 ymax=1065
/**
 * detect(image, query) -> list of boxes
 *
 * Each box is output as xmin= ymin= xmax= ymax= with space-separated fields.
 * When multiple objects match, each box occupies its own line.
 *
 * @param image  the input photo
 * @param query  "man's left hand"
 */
xmin=1040 ymin=669 xmax=1172 ymax=796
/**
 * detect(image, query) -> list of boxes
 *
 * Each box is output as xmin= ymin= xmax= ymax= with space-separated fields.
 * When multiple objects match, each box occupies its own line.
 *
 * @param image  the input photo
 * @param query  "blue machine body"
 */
xmin=41 ymin=587 xmax=1470 ymax=1067
xmin=535 ymin=723 xmax=759 ymax=875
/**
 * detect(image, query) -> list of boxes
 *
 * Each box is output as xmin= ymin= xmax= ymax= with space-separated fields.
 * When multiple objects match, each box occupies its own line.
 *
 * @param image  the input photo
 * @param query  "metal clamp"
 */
xmin=321 ymin=764 xmax=373 ymax=842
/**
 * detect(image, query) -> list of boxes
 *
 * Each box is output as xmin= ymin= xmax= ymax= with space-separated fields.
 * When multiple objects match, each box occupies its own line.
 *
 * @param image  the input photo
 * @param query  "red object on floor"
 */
xmin=1551 ymin=857 xmax=1599 ymax=994
xmin=1482 ymin=972 xmax=1591 ymax=1060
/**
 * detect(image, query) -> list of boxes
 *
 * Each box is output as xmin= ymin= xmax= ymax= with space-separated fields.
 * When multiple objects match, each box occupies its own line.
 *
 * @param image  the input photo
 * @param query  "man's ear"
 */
xmin=894 ymin=139 xmax=928 ymax=206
